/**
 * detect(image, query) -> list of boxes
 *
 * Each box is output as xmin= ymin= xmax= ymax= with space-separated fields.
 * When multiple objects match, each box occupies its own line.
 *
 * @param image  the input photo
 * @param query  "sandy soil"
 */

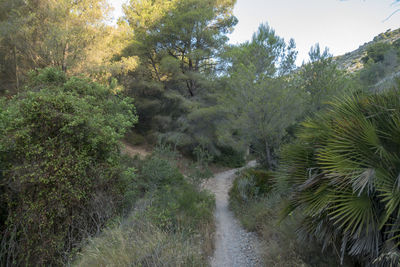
xmin=120 ymin=141 xmax=151 ymax=158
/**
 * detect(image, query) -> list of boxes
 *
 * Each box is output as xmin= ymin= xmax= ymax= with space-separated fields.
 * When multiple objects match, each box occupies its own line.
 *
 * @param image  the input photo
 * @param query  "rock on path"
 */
xmin=206 ymin=162 xmax=263 ymax=267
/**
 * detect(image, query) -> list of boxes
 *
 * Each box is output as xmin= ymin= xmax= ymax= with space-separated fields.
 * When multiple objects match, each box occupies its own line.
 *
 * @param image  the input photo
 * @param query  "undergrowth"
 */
xmin=74 ymin=145 xmax=215 ymax=267
xmin=229 ymin=167 xmax=350 ymax=267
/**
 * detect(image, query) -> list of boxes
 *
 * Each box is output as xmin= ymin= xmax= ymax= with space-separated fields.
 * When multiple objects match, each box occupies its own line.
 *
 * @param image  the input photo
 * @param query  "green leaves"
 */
xmin=218 ymin=24 xmax=305 ymax=168
xmin=0 ymin=68 xmax=137 ymax=265
xmin=280 ymin=87 xmax=400 ymax=264
xmin=124 ymin=0 xmax=237 ymax=97
xmin=121 ymin=0 xmax=238 ymax=155
xmin=0 ymin=0 xmax=113 ymax=92
xmin=299 ymin=44 xmax=353 ymax=113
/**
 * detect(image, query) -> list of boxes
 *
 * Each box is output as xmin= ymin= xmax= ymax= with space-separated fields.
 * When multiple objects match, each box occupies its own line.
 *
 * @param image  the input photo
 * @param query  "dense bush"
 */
xmin=145 ymin=181 xmax=214 ymax=233
xmin=279 ymin=88 xmax=400 ymax=265
xmin=229 ymin=168 xmax=274 ymax=203
xmin=229 ymin=168 xmax=344 ymax=266
xmin=394 ymin=38 xmax=400 ymax=56
xmin=362 ymin=42 xmax=393 ymax=64
xmin=359 ymin=41 xmax=400 ymax=88
xmin=141 ymin=156 xmax=183 ymax=189
xmin=124 ymin=131 xmax=147 ymax=146
xmin=214 ymin=146 xmax=245 ymax=168
xmin=0 ymin=68 xmax=137 ymax=265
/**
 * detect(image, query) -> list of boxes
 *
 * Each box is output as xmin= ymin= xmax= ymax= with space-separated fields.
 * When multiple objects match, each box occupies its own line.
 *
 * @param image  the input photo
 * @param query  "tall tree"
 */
xmin=298 ymin=44 xmax=353 ymax=113
xmin=120 ymin=0 xmax=237 ymax=148
xmin=0 ymin=0 xmax=112 ymax=93
xmin=123 ymin=0 xmax=237 ymax=97
xmin=218 ymin=23 xmax=304 ymax=168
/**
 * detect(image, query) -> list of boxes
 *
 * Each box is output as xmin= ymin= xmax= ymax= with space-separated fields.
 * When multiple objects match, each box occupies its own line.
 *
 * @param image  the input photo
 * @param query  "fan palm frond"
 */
xmin=279 ymin=87 xmax=400 ymax=265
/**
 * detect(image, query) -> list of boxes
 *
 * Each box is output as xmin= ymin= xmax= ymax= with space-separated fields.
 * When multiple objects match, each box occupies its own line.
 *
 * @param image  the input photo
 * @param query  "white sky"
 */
xmin=109 ymin=0 xmax=400 ymax=65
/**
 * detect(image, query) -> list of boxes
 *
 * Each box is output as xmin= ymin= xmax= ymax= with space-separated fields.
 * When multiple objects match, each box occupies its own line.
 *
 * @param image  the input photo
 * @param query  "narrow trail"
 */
xmin=205 ymin=161 xmax=263 ymax=267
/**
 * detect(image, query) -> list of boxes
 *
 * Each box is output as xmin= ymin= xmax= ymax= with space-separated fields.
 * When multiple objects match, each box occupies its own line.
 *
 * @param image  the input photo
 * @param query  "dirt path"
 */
xmin=120 ymin=141 xmax=151 ymax=158
xmin=206 ymin=162 xmax=263 ymax=267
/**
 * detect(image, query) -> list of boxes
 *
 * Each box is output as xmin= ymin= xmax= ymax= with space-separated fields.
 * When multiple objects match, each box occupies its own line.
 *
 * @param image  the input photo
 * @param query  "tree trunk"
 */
xmin=62 ymin=42 xmax=69 ymax=72
xmin=186 ymin=80 xmax=194 ymax=97
xmin=265 ymin=140 xmax=273 ymax=170
xmin=149 ymin=56 xmax=161 ymax=82
xmin=13 ymin=45 xmax=19 ymax=90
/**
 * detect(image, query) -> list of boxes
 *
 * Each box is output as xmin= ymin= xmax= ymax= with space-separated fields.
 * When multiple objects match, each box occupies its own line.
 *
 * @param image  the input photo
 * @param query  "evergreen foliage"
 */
xmin=120 ymin=0 xmax=237 ymax=155
xmin=359 ymin=41 xmax=400 ymax=89
xmin=299 ymin=44 xmax=354 ymax=113
xmin=0 ymin=68 xmax=137 ymax=265
xmin=217 ymin=23 xmax=304 ymax=168
xmin=0 ymin=0 xmax=120 ymax=93
xmin=230 ymin=169 xmax=274 ymax=203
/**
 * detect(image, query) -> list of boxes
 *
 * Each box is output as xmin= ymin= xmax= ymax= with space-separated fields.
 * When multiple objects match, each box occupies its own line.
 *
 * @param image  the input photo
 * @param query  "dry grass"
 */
xmin=229 ymin=173 xmax=345 ymax=267
xmin=199 ymin=219 xmax=215 ymax=261
xmin=79 ymin=143 xmax=218 ymax=267
xmin=230 ymin=194 xmax=309 ymax=266
xmin=120 ymin=141 xmax=151 ymax=159
xmin=74 ymin=212 xmax=215 ymax=267
xmin=74 ymin=155 xmax=216 ymax=267
xmin=74 ymin=219 xmax=200 ymax=266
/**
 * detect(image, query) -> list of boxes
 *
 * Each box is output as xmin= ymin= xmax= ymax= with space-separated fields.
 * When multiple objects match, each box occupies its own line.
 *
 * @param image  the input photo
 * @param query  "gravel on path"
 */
xmin=205 ymin=162 xmax=263 ymax=267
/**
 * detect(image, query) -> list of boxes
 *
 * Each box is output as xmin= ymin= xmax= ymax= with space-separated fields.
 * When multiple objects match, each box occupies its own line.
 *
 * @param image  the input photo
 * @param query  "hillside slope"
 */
xmin=334 ymin=28 xmax=400 ymax=72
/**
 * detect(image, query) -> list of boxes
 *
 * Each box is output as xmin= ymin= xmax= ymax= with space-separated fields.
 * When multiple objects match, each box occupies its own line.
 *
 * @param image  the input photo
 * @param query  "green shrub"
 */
xmin=279 ymin=88 xmax=400 ymax=265
xmin=362 ymin=42 xmax=393 ymax=64
xmin=27 ymin=67 xmax=67 ymax=86
xmin=193 ymin=146 xmax=213 ymax=166
xmin=359 ymin=61 xmax=385 ymax=85
xmin=229 ymin=168 xmax=274 ymax=203
xmin=152 ymin=142 xmax=181 ymax=163
xmin=185 ymin=146 xmax=214 ymax=185
xmin=247 ymin=169 xmax=273 ymax=195
xmin=394 ymin=38 xmax=400 ymax=57
xmin=137 ymin=147 xmax=214 ymax=230
xmin=147 ymin=183 xmax=215 ymax=231
xmin=140 ymin=156 xmax=184 ymax=189
xmin=124 ymin=131 xmax=146 ymax=146
xmin=75 ymin=156 xmax=215 ymax=267
xmin=0 ymin=68 xmax=137 ymax=266
xmin=119 ymin=166 xmax=141 ymax=213
xmin=229 ymin=173 xmax=345 ymax=266
xmin=214 ymin=146 xmax=245 ymax=168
